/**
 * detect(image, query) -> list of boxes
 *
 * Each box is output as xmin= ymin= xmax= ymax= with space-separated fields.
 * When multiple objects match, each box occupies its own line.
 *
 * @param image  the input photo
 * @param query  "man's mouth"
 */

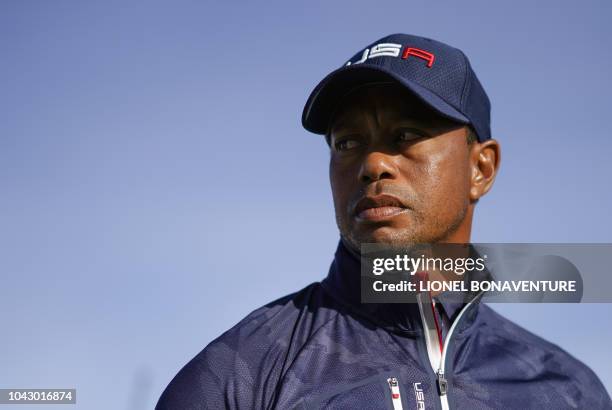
xmin=353 ymin=194 xmax=409 ymax=222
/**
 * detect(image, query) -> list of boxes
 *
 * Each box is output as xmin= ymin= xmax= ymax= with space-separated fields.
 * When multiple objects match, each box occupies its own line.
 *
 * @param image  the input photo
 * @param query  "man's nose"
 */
xmin=358 ymin=151 xmax=397 ymax=183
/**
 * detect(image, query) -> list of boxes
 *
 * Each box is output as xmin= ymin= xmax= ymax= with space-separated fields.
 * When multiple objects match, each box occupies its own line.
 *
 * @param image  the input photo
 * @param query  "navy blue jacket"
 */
xmin=157 ymin=240 xmax=611 ymax=409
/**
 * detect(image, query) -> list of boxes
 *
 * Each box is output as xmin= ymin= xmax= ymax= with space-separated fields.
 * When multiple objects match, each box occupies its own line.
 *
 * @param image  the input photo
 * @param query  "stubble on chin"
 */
xmin=337 ymin=206 xmax=468 ymax=252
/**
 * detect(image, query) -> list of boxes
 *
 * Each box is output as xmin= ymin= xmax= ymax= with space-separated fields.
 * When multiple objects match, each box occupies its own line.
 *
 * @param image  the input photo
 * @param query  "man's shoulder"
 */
xmin=156 ymin=280 xmax=339 ymax=409
xmin=213 ymin=279 xmax=341 ymax=351
xmin=478 ymin=304 xmax=611 ymax=406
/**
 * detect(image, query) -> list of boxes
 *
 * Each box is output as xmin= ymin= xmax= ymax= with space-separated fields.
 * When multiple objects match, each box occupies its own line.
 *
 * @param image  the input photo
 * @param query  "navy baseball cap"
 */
xmin=302 ymin=33 xmax=492 ymax=141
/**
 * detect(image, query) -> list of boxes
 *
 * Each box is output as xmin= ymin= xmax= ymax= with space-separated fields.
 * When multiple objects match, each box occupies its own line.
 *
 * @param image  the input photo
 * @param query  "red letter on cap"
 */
xmin=401 ymin=47 xmax=435 ymax=68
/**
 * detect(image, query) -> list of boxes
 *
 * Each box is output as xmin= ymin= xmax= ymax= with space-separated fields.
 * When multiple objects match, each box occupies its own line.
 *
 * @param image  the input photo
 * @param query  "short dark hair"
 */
xmin=466 ymin=125 xmax=478 ymax=145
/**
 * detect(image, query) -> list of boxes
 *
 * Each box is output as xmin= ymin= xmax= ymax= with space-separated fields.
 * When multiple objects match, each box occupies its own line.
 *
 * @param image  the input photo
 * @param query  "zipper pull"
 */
xmin=437 ymin=370 xmax=448 ymax=395
xmin=386 ymin=377 xmax=404 ymax=410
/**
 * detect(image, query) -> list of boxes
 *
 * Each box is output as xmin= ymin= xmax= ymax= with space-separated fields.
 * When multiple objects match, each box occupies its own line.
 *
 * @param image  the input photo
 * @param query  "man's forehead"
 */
xmin=329 ymin=84 xmax=448 ymax=130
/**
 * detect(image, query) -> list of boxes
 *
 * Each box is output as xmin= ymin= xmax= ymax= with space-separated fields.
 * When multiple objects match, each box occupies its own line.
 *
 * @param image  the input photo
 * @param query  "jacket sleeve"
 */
xmin=155 ymin=307 xmax=304 ymax=408
xmin=155 ymin=341 xmax=238 ymax=410
xmin=155 ymin=285 xmax=324 ymax=409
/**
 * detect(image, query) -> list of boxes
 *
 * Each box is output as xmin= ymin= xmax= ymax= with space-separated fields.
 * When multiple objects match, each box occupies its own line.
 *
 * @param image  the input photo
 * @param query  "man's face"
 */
xmin=328 ymin=83 xmax=475 ymax=250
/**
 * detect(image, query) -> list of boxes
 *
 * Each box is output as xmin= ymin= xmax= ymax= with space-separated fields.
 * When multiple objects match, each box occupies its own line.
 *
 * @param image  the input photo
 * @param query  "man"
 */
xmin=157 ymin=34 xmax=611 ymax=409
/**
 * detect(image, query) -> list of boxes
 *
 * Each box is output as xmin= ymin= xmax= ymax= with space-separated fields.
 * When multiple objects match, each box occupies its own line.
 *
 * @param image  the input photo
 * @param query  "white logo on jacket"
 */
xmin=414 ymin=382 xmax=425 ymax=410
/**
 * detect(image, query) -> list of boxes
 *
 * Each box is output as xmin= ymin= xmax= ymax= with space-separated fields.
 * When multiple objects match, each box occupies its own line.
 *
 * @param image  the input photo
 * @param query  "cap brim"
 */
xmin=302 ymin=65 xmax=469 ymax=135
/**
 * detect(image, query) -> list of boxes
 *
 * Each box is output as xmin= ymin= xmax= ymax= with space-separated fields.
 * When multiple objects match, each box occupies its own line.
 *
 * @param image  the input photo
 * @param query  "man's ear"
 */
xmin=469 ymin=139 xmax=501 ymax=201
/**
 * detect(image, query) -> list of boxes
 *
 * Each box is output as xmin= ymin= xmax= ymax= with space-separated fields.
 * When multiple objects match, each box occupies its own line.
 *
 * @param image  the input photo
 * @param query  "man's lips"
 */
xmin=353 ymin=194 xmax=409 ymax=222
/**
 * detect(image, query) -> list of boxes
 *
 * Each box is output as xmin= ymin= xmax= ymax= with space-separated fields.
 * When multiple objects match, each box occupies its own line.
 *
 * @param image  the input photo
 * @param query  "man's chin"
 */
xmin=351 ymin=226 xmax=420 ymax=248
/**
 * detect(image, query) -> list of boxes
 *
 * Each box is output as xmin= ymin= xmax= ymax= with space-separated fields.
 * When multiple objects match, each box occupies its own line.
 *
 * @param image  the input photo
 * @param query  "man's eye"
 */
xmin=397 ymin=128 xmax=428 ymax=143
xmin=334 ymin=139 xmax=360 ymax=151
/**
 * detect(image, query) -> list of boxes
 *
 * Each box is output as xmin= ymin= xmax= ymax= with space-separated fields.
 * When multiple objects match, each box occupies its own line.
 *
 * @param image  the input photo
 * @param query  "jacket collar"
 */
xmin=321 ymin=238 xmax=487 ymax=335
xmin=321 ymin=238 xmax=421 ymax=334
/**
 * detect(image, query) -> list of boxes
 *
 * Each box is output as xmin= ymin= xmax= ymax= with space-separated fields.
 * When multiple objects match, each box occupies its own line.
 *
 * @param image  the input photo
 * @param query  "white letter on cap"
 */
xmin=347 ymin=48 xmax=370 ymax=66
xmin=368 ymin=43 xmax=402 ymax=59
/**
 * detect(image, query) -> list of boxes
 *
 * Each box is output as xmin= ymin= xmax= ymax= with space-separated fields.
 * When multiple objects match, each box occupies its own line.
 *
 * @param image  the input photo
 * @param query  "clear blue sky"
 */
xmin=1 ymin=1 xmax=611 ymax=409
